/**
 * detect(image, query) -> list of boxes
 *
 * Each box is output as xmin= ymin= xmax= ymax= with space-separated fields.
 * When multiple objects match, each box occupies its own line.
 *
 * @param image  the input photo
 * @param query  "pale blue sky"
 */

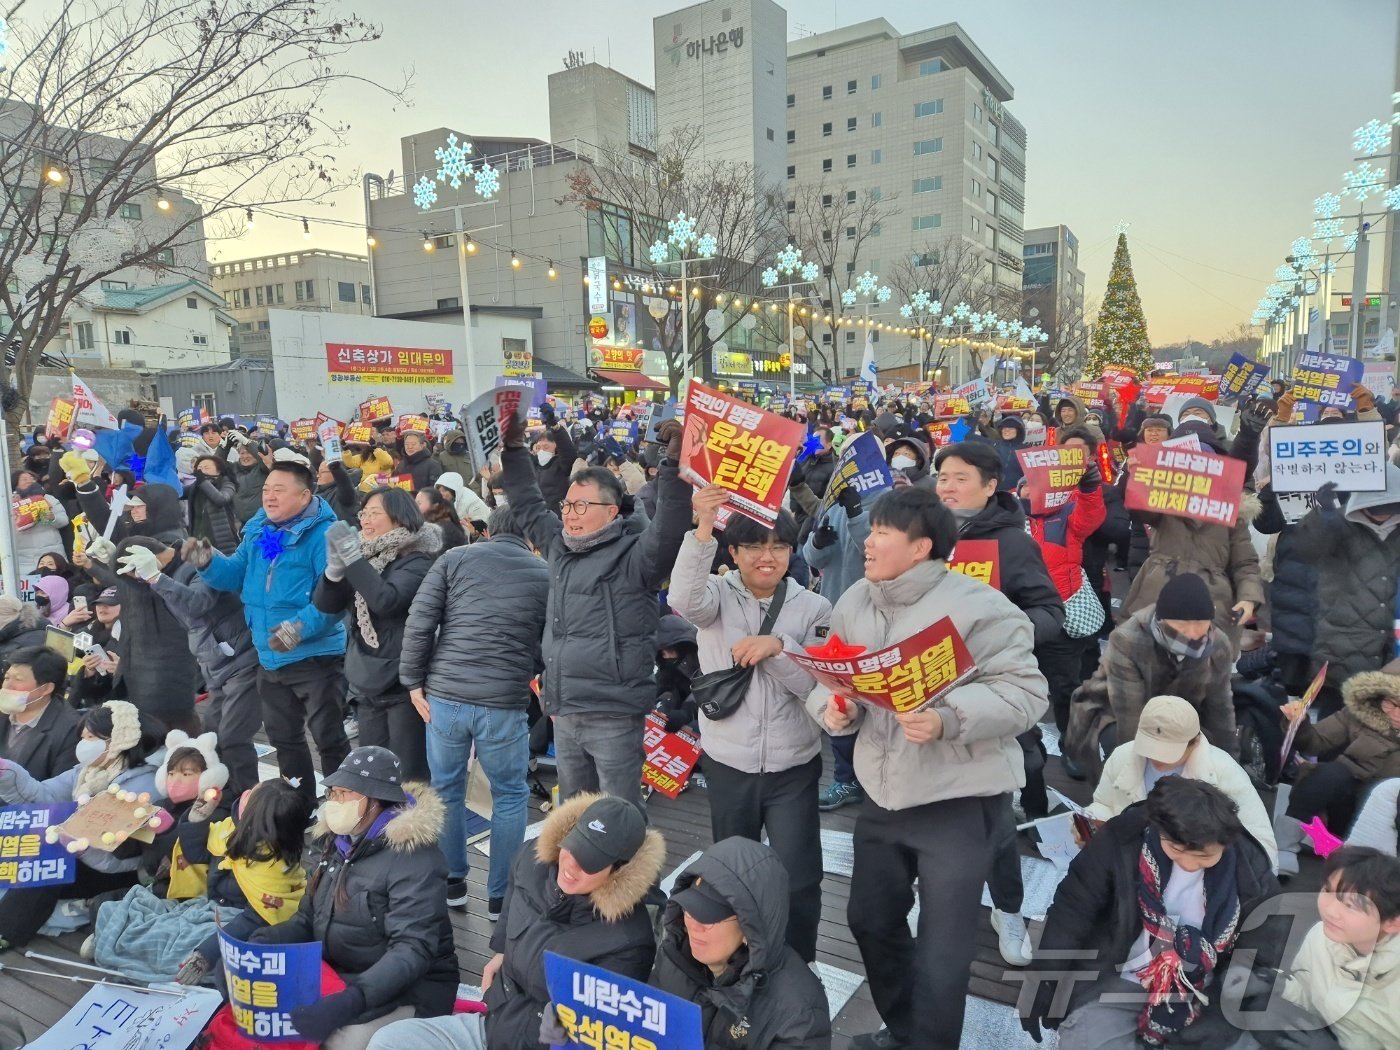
xmin=227 ymin=0 xmax=1400 ymax=345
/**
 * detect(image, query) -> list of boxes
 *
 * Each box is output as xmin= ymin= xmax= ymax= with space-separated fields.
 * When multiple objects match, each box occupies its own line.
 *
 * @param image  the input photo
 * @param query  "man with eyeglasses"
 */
xmin=498 ymin=413 xmax=690 ymax=807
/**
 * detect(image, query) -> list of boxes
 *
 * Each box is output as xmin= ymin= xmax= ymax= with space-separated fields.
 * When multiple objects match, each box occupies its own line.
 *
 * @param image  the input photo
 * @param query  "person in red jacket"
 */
xmin=1022 ymin=423 xmax=1107 ymax=742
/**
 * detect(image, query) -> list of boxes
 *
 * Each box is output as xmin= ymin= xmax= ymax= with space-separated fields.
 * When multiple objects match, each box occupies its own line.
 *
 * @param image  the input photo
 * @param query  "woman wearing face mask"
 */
xmin=0 ymin=700 xmax=166 ymax=949
xmin=32 ymin=573 xmax=72 ymax=627
xmin=434 ymin=429 xmax=474 ymax=481
xmin=1066 ymin=572 xmax=1237 ymax=782
xmin=250 ymin=745 xmax=458 ymax=1048
xmin=885 ymin=435 xmax=936 ymax=490
xmin=11 ymin=468 xmax=69 ymax=578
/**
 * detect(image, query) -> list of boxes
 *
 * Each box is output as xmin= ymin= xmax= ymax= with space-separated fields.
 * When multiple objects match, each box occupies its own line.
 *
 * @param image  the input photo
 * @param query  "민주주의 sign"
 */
xmin=1267 ymin=420 xmax=1387 ymax=493
xmin=218 ymin=929 xmax=321 ymax=1043
xmin=544 ymin=951 xmax=703 ymax=1050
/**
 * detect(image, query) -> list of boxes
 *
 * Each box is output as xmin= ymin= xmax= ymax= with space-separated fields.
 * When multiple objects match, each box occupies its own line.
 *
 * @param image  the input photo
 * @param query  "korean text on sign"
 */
xmin=326 ymin=342 xmax=453 ymax=386
xmin=1125 ymin=444 xmax=1246 ymax=527
xmin=679 ymin=380 xmax=804 ymax=527
xmin=787 ymin=618 xmax=978 ymax=714
xmin=947 ymin=538 xmax=1001 ymax=590
xmin=822 ymin=431 xmax=894 ymax=510
xmin=641 ymin=713 xmax=702 ymax=800
xmin=1217 ymin=353 xmax=1269 ymax=402
xmin=0 ymin=802 xmax=76 ymax=887
xmin=1016 ymin=445 xmax=1087 ymax=514
xmin=1293 ymin=350 xmax=1362 ymax=418
xmin=462 ymin=386 xmax=530 ymax=475
xmin=544 ymin=951 xmax=704 ymax=1050
xmin=1268 ymin=420 xmax=1387 ymax=493
xmin=218 ymin=929 xmax=321 ymax=1043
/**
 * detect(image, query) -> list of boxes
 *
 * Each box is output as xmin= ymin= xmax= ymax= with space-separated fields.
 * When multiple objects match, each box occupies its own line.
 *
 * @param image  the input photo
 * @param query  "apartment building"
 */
xmin=211 ymin=249 xmax=372 ymax=358
xmin=1023 ymin=224 xmax=1086 ymax=376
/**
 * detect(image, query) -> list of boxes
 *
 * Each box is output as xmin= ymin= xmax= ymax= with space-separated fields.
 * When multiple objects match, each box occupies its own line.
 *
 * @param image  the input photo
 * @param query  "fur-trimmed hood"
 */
xmin=534 ymin=791 xmax=666 ymax=923
xmin=1238 ymin=491 xmax=1262 ymax=526
xmin=1342 ymin=670 xmax=1400 ymax=738
xmin=311 ymin=780 xmax=445 ymax=851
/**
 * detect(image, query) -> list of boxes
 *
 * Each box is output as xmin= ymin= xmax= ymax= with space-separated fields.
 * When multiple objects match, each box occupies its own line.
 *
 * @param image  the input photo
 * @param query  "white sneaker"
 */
xmin=991 ymin=909 xmax=1033 ymax=967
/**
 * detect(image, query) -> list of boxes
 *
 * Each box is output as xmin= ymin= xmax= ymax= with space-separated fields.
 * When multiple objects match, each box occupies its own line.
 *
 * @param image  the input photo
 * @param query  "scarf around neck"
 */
xmin=561 ymin=516 xmax=625 ymax=554
xmin=1150 ymin=616 xmax=1214 ymax=661
xmin=353 ymin=527 xmax=414 ymax=648
xmin=1133 ymin=828 xmax=1242 ymax=1045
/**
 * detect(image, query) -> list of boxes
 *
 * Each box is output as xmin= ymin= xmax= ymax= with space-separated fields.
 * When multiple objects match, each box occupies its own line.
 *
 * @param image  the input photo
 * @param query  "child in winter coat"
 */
xmin=173 ymin=777 xmax=314 ymax=985
xmin=1276 ymin=663 xmax=1400 ymax=876
xmin=1261 ymin=847 xmax=1400 ymax=1050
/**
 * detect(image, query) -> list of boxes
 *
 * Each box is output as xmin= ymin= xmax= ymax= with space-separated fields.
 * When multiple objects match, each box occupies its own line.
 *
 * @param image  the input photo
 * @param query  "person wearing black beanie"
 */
xmin=1153 ymin=571 xmax=1215 ymax=622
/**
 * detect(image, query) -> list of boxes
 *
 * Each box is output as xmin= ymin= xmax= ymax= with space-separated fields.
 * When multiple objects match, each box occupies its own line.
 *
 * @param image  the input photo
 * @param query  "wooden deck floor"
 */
xmin=1 ymin=731 xmax=1320 ymax=1049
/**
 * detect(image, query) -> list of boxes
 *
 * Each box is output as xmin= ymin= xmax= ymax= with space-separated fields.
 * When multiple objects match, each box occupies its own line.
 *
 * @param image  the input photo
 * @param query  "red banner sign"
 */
xmin=359 ymin=396 xmax=393 ymax=423
xmin=327 ymin=342 xmax=453 ymax=385
xmin=343 ymin=422 xmax=373 ymax=444
xmin=1143 ymin=375 xmax=1219 ymax=406
xmin=923 ymin=421 xmax=953 ymax=447
xmin=641 ymin=712 xmax=702 ymax=799
xmin=1016 ymin=445 xmax=1088 ymax=514
xmin=947 ymin=538 xmax=1001 ymax=590
xmin=289 ymin=418 xmax=317 ymax=441
xmin=1125 ymin=444 xmax=1246 ymax=526
xmin=997 ymin=395 xmax=1034 ymax=412
xmin=1071 ymin=381 xmax=1107 ymax=408
xmin=679 ymin=380 xmax=804 ymax=526
xmin=934 ymin=393 xmax=972 ymax=418
xmin=397 ymin=415 xmax=430 ymax=436
xmin=45 ymin=397 xmax=75 ymax=441
xmin=11 ymin=495 xmax=52 ymax=532
xmin=786 ymin=618 xmax=978 ymax=714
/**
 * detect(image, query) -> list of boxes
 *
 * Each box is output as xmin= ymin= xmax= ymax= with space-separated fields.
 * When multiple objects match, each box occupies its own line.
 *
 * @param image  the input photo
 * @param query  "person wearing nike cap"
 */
xmin=1087 ymin=695 xmax=1276 ymax=866
xmin=368 ymin=792 xmax=665 ymax=1050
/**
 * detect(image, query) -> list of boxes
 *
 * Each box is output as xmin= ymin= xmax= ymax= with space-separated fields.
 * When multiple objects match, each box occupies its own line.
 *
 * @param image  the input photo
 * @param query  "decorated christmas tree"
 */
xmin=1088 ymin=233 xmax=1155 ymax=378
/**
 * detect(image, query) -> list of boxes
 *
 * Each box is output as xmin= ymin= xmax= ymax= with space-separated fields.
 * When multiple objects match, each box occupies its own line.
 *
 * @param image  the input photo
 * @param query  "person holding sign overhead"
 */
xmin=808 ymin=486 xmax=1047 ymax=1050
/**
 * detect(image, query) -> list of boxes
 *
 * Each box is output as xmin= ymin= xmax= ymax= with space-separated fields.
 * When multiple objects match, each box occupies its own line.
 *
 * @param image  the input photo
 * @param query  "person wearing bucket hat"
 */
xmin=368 ymin=792 xmax=666 ymax=1050
xmin=251 ymin=745 xmax=458 ymax=1047
xmin=1087 ymin=696 xmax=1275 ymax=866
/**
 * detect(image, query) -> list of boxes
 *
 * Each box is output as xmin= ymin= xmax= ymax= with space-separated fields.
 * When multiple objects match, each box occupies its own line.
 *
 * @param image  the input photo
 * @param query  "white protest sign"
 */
xmin=317 ymin=419 xmax=344 ymax=465
xmin=24 ymin=982 xmax=221 ymax=1050
xmin=463 ymin=385 xmax=530 ymax=473
xmin=1268 ymin=420 xmax=1387 ymax=493
xmin=103 ymin=485 xmax=129 ymax=542
xmin=70 ymin=373 xmax=120 ymax=429
xmin=1160 ymin=433 xmax=1202 ymax=452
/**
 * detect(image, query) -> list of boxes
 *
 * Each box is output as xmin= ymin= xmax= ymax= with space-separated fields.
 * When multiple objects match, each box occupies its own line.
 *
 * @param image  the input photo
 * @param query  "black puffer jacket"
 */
xmin=500 ymin=445 xmax=691 ymax=717
xmin=954 ymin=491 xmax=1066 ymax=645
xmin=532 ymin=422 xmax=578 ymax=511
xmin=652 ymin=837 xmax=832 ymax=1049
xmin=150 ymin=561 xmax=258 ymax=692
xmin=77 ymin=480 xmax=187 ymax=546
xmin=1253 ymin=486 xmax=1317 ymax=673
xmin=399 ymin=533 xmax=550 ymax=709
xmin=1029 ymin=804 xmax=1284 ymax=1030
xmin=993 ymin=417 xmax=1027 ymax=492
xmin=486 ymin=792 xmax=666 ymax=1050
xmin=1290 ymin=469 xmax=1400 ymax=689
xmin=230 ymin=459 xmax=268 ymax=524
xmin=401 ymin=446 xmax=443 ymax=491
xmin=187 ymin=474 xmax=240 ymax=553
xmin=312 ymin=524 xmax=442 ymax=700
xmin=254 ymin=783 xmax=457 ymax=1025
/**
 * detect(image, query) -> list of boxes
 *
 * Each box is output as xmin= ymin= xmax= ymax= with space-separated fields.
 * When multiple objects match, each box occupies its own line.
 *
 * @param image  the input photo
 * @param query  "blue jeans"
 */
xmin=425 ymin=697 xmax=529 ymax=899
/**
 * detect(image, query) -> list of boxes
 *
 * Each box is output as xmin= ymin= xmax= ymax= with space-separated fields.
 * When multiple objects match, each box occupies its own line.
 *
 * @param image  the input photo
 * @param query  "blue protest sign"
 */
xmin=0 ymin=802 xmax=77 ymax=887
xmin=543 ymin=951 xmax=703 ymax=1050
xmin=823 ymin=385 xmax=851 ymax=401
xmin=495 ymin=375 xmax=549 ymax=407
xmin=820 ymin=431 xmax=894 ymax=509
xmin=1295 ymin=350 xmax=1362 ymax=421
xmin=218 ymin=929 xmax=321 ymax=1043
xmin=1218 ymin=353 xmax=1269 ymax=403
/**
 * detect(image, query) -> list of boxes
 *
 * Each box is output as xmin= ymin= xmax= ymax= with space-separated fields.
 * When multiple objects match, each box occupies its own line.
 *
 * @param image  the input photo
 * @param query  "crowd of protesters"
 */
xmin=0 ymin=371 xmax=1398 ymax=1050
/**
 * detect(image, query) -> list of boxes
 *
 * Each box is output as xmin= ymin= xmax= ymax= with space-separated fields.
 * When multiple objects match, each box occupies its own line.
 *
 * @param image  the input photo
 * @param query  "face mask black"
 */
xmin=450 ymin=441 xmax=466 ymax=454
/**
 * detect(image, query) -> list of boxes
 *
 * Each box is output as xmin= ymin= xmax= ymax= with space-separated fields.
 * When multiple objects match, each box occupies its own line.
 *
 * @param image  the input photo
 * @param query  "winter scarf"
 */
xmin=560 ymin=516 xmax=625 ymax=554
xmin=353 ymin=526 xmax=415 ymax=649
xmin=1150 ymin=616 xmax=1214 ymax=661
xmin=1132 ymin=829 xmax=1242 ymax=1045
xmin=73 ymin=700 xmax=142 ymax=800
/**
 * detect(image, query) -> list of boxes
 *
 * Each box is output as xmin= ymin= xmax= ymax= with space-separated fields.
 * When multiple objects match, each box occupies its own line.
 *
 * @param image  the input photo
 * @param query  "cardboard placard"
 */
xmin=947 ymin=538 xmax=1002 ymax=589
xmin=463 ymin=385 xmax=531 ymax=474
xmin=51 ymin=787 xmax=159 ymax=852
xmin=787 ymin=618 xmax=978 ymax=714
xmin=342 ymin=422 xmax=373 ymax=445
xmin=821 ymin=431 xmax=894 ymax=510
xmin=24 ymin=983 xmax=221 ymax=1050
xmin=1268 ymin=420 xmax=1387 ymax=492
xmin=45 ymin=396 xmax=76 ymax=441
xmin=396 ymin=414 xmax=430 ymax=436
xmin=1016 ymin=445 xmax=1088 ymax=514
xmin=679 ymin=380 xmax=803 ymax=527
xmin=0 ymin=802 xmax=78 ymax=886
xmin=641 ymin=712 xmax=702 ymax=799
xmin=11 ymin=493 xmax=52 ymax=531
xmin=1294 ymin=350 xmax=1363 ymax=420
xmin=358 ymin=395 xmax=393 ymax=423
xmin=1218 ymin=353 xmax=1270 ymax=403
xmin=289 ymin=417 xmax=317 ymax=441
xmin=218 ymin=929 xmax=322 ymax=1042
xmin=1125 ymin=443 xmax=1246 ymax=526
xmin=544 ymin=952 xmax=703 ymax=1049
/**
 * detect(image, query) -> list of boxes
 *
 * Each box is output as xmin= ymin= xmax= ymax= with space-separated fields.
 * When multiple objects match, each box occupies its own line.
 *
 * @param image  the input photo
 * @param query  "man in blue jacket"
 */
xmin=182 ymin=450 xmax=349 ymax=802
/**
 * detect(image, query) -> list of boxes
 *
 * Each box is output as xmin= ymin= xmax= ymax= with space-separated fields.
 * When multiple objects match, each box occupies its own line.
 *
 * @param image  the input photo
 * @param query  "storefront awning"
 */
xmin=592 ymin=369 xmax=669 ymax=392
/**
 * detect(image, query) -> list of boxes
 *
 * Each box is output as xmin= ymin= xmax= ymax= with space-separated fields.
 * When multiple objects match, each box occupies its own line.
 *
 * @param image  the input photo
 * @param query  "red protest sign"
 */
xmin=997 ymin=395 xmax=1034 ymax=412
xmin=397 ymin=414 xmax=430 ymax=436
xmin=289 ymin=418 xmax=317 ymax=441
xmin=1143 ymin=375 xmax=1218 ymax=406
xmin=1016 ymin=445 xmax=1088 ymax=514
xmin=11 ymin=495 xmax=52 ymax=531
xmin=359 ymin=396 xmax=393 ymax=423
xmin=934 ymin=393 xmax=972 ymax=418
xmin=641 ymin=712 xmax=702 ymax=799
xmin=342 ymin=422 xmax=373 ymax=444
xmin=947 ymin=538 xmax=1001 ymax=589
xmin=787 ymin=618 xmax=978 ymax=714
xmin=1125 ymin=443 xmax=1246 ymax=526
xmin=923 ymin=421 xmax=953 ymax=447
xmin=45 ymin=397 xmax=76 ymax=441
xmin=1071 ymin=381 xmax=1107 ymax=408
xmin=679 ymin=380 xmax=804 ymax=526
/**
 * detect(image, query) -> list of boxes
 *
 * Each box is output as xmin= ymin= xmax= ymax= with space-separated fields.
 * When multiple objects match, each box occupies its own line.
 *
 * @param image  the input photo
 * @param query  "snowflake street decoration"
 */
xmin=1386 ymin=186 xmax=1400 ymax=212
xmin=899 ymin=303 xmax=914 ymax=318
xmin=776 ymin=244 xmax=801 ymax=273
xmin=435 ymin=133 xmax=472 ymax=190
xmin=996 ymin=320 xmax=1011 ymax=338
xmin=696 ymin=234 xmax=717 ymax=258
xmin=800 ymin=261 xmax=819 ymax=282
xmin=855 ymin=271 xmax=878 ymax=297
xmin=911 ymin=290 xmax=932 ymax=311
xmin=413 ymin=177 xmax=439 ymax=210
xmin=840 ymin=289 xmax=857 ymax=307
xmin=649 ymin=241 xmax=671 ymax=266
xmin=1275 ymin=264 xmax=1299 ymax=281
xmin=875 ymin=286 xmax=892 ymax=303
xmin=0 ymin=17 xmax=8 ymax=67
xmin=761 ymin=267 xmax=780 ymax=287
xmin=473 ymin=163 xmax=500 ymax=199
xmin=1314 ymin=193 xmax=1342 ymax=219
xmin=1343 ymin=162 xmax=1386 ymax=202
xmin=952 ymin=302 xmax=971 ymax=320
xmin=1290 ymin=237 xmax=1314 ymax=261
xmin=1304 ymin=280 xmax=1318 ymax=295
xmin=1353 ymin=119 xmax=1392 ymax=157
xmin=1314 ymin=218 xmax=1344 ymax=241
xmin=1266 ymin=283 xmax=1288 ymax=299
xmin=667 ymin=212 xmax=697 ymax=250
xmin=1344 ymin=232 xmax=1359 ymax=252
xmin=1320 ymin=260 xmax=1337 ymax=275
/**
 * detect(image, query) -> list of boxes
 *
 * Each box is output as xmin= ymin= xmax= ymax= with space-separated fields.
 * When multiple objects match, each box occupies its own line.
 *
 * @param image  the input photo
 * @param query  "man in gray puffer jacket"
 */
xmin=499 ymin=415 xmax=690 ymax=808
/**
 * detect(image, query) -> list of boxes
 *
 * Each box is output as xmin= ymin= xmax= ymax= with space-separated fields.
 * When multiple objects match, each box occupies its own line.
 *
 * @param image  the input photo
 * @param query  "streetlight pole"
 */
xmin=649 ymin=214 xmax=716 ymax=392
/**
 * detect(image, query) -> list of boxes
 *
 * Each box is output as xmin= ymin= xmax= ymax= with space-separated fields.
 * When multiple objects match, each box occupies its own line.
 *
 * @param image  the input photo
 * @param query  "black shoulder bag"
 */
xmin=691 ymin=584 xmax=787 ymax=722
